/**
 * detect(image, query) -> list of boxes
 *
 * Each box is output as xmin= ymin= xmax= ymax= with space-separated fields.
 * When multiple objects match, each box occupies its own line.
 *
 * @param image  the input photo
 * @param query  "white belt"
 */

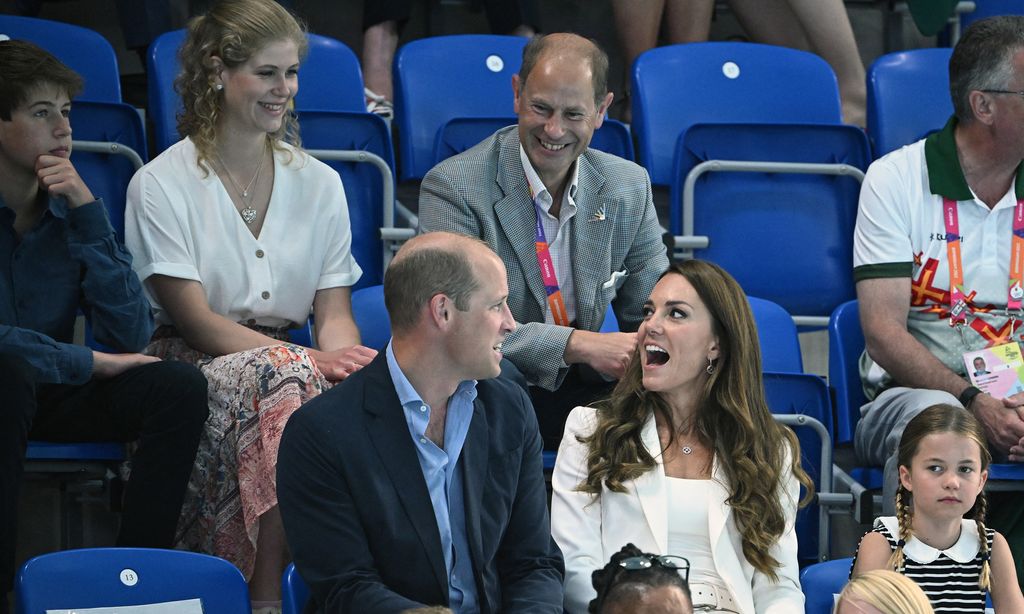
xmin=689 ymin=581 xmax=742 ymax=613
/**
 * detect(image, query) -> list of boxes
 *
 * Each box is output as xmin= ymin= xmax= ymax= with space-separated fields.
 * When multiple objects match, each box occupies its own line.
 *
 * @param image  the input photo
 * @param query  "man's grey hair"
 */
xmin=950 ymin=15 xmax=1024 ymax=122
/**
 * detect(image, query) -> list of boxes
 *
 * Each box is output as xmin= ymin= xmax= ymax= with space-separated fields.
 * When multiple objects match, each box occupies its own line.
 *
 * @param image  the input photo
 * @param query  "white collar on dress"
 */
xmin=877 ymin=516 xmax=980 ymax=564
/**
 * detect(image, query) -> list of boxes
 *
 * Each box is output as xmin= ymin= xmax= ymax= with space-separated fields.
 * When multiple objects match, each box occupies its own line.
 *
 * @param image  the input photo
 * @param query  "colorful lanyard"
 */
xmin=534 ymin=204 xmax=570 ymax=326
xmin=530 ymin=184 xmax=570 ymax=327
xmin=942 ymin=196 xmax=1024 ymax=337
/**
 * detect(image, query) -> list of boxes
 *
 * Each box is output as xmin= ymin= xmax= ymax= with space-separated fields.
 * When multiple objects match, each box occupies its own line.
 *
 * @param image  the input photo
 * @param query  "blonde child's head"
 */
xmin=836 ymin=569 xmax=934 ymax=614
xmin=891 ymin=404 xmax=991 ymax=588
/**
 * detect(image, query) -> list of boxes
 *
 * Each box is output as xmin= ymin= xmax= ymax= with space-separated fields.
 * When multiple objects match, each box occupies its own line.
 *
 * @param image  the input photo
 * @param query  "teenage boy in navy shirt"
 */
xmin=0 ymin=40 xmax=209 ymax=614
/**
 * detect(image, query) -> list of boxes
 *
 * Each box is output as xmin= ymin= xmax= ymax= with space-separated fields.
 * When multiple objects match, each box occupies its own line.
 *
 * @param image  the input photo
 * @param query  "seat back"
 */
xmin=16 ymin=547 xmax=250 ymax=614
xmin=282 ymin=563 xmax=309 ymax=614
xmin=590 ymin=119 xmax=634 ymax=161
xmin=764 ymin=372 xmax=833 ymax=563
xmin=70 ymin=101 xmax=148 ymax=242
xmin=352 ymin=285 xmax=391 ymax=351
xmin=749 ymin=296 xmax=803 ymax=373
xmin=147 ymin=29 xmax=187 ymax=153
xmin=149 ymin=30 xmax=365 ymax=153
xmin=432 ymin=117 xmax=634 ymax=168
xmin=674 ymin=123 xmax=869 ymax=321
xmin=394 ymin=35 xmax=527 ymax=180
xmin=828 ymin=300 xmax=865 ymax=446
xmin=961 ymin=0 xmax=1024 ymax=30
xmin=293 ymin=33 xmax=366 ymax=113
xmin=867 ymin=48 xmax=953 ymax=158
xmin=0 ymin=15 xmax=121 ymax=102
xmin=632 ymin=42 xmax=841 ymax=186
xmin=299 ymin=110 xmax=396 ymax=289
xmin=799 ymin=557 xmax=852 ymax=614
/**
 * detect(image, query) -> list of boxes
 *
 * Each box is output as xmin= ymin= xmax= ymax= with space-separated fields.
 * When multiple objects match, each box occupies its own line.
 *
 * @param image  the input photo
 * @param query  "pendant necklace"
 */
xmin=677 ymin=425 xmax=696 ymax=455
xmin=217 ymin=145 xmax=267 ymax=225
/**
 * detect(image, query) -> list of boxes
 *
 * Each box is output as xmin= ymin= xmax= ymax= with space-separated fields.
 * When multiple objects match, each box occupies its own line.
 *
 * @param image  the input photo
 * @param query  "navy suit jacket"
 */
xmin=277 ymin=352 xmax=564 ymax=613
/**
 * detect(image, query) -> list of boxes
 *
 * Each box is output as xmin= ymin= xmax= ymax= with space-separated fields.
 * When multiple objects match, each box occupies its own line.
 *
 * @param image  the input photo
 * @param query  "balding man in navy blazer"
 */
xmin=277 ymin=232 xmax=563 ymax=613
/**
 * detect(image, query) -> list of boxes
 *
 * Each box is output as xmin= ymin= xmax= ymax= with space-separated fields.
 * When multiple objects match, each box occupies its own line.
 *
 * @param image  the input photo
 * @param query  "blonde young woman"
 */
xmin=551 ymin=260 xmax=813 ymax=613
xmin=125 ymin=1 xmax=375 ymax=609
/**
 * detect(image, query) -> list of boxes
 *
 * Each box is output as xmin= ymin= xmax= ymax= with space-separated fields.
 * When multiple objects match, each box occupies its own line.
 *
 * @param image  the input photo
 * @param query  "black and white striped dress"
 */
xmin=855 ymin=516 xmax=993 ymax=613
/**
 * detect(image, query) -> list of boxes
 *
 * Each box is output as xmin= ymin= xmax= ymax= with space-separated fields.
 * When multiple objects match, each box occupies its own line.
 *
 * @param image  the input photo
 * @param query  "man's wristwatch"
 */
xmin=958 ymin=385 xmax=984 ymax=410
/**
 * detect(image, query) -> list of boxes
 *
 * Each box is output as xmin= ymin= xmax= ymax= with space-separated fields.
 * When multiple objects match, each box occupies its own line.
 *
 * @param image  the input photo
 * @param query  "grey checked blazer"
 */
xmin=419 ymin=126 xmax=668 ymax=390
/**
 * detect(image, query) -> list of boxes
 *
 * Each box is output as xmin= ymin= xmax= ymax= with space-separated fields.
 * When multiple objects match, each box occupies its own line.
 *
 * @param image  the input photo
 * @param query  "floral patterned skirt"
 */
xmin=147 ymin=332 xmax=331 ymax=578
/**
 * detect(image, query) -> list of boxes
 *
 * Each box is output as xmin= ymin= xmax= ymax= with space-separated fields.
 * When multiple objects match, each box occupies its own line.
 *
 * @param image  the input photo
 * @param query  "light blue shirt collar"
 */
xmin=385 ymin=341 xmax=480 ymax=612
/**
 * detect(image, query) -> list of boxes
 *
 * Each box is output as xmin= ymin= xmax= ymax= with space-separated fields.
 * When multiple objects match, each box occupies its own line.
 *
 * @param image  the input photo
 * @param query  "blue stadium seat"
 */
xmin=867 ymin=48 xmax=953 ymax=158
xmin=70 ymin=100 xmax=148 ymax=242
xmin=0 ymin=15 xmax=121 ymax=102
xmin=828 ymin=300 xmax=865 ymax=447
xmin=292 ymin=33 xmax=366 ymax=113
xmin=961 ymin=0 xmax=1024 ymax=30
xmin=748 ymin=296 xmax=803 ymax=373
xmin=299 ymin=110 xmax=397 ymax=288
xmin=800 ymin=557 xmax=852 ymax=614
xmin=672 ymin=122 xmax=870 ymax=325
xmin=148 ymin=30 xmax=366 ymax=153
xmin=351 ymin=285 xmax=390 ymax=351
xmin=282 ymin=563 xmax=309 ymax=614
xmin=764 ymin=372 xmax=834 ymax=563
xmin=394 ymin=35 xmax=527 ymax=181
xmin=632 ymin=42 xmax=842 ymax=187
xmin=147 ymin=29 xmax=186 ymax=153
xmin=16 ymin=548 xmax=250 ymax=614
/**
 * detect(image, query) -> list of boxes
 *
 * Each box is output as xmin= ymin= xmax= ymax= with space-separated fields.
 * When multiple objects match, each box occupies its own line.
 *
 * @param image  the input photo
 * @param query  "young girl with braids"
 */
xmin=851 ymin=404 xmax=1024 ymax=612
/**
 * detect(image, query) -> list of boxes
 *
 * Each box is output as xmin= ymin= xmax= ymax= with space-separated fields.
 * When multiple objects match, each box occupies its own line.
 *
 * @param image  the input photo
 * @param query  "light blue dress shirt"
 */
xmin=386 ymin=342 xmax=479 ymax=612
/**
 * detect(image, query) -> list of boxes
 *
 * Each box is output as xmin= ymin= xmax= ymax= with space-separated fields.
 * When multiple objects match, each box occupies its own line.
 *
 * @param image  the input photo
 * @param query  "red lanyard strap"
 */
xmin=941 ymin=197 xmax=1024 ymax=329
xmin=532 ymin=198 xmax=570 ymax=327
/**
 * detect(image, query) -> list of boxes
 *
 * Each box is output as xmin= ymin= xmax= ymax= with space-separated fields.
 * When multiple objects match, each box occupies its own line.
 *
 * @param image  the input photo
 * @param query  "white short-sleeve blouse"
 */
xmin=125 ymin=138 xmax=362 ymax=328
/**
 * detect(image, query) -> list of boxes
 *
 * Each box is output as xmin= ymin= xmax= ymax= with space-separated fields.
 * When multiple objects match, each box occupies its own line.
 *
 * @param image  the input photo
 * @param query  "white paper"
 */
xmin=46 ymin=598 xmax=204 ymax=614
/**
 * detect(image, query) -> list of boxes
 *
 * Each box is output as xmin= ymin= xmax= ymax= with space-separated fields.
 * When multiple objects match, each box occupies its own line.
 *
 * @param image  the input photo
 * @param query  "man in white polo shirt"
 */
xmin=854 ymin=16 xmax=1024 ymax=515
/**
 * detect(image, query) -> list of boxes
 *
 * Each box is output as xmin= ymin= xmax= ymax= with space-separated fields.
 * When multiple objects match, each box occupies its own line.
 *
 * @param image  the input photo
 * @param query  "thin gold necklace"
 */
xmin=217 ymin=145 xmax=267 ymax=225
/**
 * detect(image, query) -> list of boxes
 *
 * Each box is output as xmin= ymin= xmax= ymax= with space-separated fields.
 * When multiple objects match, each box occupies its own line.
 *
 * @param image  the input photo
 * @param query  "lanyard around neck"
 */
xmin=529 ymin=182 xmax=570 ymax=327
xmin=941 ymin=197 xmax=1024 ymax=332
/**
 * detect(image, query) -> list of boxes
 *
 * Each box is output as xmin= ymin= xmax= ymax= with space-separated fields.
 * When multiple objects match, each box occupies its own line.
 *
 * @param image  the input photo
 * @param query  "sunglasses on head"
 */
xmin=616 ymin=554 xmax=690 ymax=582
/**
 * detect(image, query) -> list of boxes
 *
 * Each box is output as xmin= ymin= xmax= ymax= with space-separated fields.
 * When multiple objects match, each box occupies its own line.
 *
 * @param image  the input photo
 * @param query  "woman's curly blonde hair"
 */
xmin=175 ymin=0 xmax=308 ymax=174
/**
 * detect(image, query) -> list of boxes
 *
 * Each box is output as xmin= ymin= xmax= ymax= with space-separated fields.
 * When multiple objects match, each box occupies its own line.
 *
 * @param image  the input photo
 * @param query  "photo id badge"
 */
xmin=963 ymin=342 xmax=1024 ymax=398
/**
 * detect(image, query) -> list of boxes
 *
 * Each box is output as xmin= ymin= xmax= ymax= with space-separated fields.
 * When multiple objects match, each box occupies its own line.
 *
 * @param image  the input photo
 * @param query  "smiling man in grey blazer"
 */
xmin=419 ymin=33 xmax=669 ymax=448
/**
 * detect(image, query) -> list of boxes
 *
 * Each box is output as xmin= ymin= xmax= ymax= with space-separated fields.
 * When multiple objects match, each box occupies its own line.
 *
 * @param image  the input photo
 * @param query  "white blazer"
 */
xmin=550 ymin=406 xmax=805 ymax=614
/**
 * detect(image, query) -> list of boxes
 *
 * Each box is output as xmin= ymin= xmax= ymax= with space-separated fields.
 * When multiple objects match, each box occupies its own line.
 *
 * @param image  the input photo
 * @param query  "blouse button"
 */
xmin=261 ymin=291 xmax=270 ymax=300
xmin=255 ymin=249 xmax=265 ymax=258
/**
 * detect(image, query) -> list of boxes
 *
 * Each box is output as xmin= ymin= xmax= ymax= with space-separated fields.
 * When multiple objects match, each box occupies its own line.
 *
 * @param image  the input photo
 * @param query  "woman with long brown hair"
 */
xmin=551 ymin=260 xmax=812 ymax=613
